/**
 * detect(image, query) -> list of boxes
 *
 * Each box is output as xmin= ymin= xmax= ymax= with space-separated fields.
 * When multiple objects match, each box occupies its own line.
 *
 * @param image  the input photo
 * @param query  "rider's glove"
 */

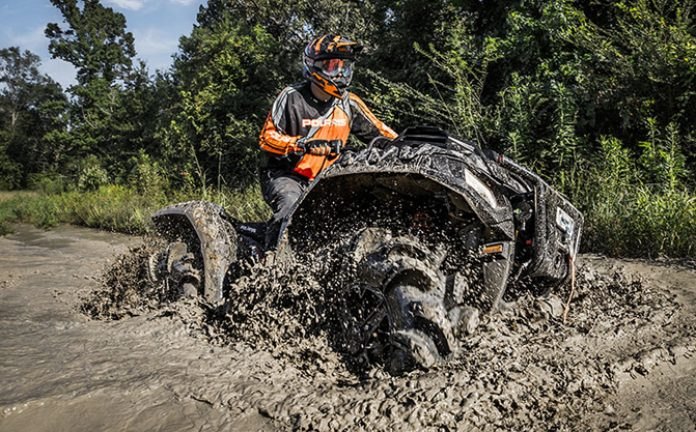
xmin=327 ymin=140 xmax=342 ymax=159
xmin=296 ymin=139 xmax=342 ymax=157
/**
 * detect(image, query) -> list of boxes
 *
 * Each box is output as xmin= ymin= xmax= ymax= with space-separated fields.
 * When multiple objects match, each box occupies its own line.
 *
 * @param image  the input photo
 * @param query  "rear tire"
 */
xmin=147 ymin=241 xmax=202 ymax=300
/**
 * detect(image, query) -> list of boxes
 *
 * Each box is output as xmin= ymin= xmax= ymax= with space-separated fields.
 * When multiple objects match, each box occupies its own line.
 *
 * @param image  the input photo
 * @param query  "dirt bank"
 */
xmin=1 ymin=225 xmax=694 ymax=431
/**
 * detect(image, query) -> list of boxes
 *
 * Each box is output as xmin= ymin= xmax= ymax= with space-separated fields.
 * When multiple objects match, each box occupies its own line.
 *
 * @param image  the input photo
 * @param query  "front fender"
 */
xmin=275 ymin=143 xmax=515 ymax=248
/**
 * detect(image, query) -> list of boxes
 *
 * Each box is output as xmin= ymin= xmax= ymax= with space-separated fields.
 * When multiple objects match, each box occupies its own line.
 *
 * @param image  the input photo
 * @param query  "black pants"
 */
xmin=260 ymin=168 xmax=308 ymax=248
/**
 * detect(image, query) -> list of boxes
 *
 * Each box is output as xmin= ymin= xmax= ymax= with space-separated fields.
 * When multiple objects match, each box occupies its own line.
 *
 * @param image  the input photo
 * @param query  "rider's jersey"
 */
xmin=259 ymin=81 xmax=397 ymax=180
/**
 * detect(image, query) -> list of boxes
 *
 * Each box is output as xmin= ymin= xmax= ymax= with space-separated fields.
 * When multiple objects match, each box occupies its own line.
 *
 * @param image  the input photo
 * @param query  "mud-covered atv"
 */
xmin=148 ymin=126 xmax=582 ymax=371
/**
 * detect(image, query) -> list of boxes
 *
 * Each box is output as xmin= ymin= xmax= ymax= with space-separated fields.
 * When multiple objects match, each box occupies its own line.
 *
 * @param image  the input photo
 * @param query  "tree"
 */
xmin=168 ymin=11 xmax=281 ymax=187
xmin=44 ymin=0 xmax=155 ymax=181
xmin=571 ymin=0 xmax=696 ymax=160
xmin=45 ymin=0 xmax=136 ymax=86
xmin=0 ymin=47 xmax=68 ymax=188
xmin=166 ymin=0 xmax=408 ymax=187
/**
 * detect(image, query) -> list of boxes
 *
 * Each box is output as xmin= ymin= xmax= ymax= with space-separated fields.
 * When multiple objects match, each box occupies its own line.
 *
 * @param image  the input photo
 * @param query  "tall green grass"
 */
xmin=1 ymin=141 xmax=693 ymax=258
xmin=0 ymin=184 xmax=269 ymax=235
xmin=576 ymin=135 xmax=695 ymax=258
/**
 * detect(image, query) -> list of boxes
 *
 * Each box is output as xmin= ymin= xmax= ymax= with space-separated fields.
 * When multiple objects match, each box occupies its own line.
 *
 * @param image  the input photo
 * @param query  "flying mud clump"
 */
xmin=81 ymin=241 xmax=173 ymax=319
xmin=87 ymin=237 xmax=677 ymax=370
xmin=85 ymin=227 xmax=482 ymax=374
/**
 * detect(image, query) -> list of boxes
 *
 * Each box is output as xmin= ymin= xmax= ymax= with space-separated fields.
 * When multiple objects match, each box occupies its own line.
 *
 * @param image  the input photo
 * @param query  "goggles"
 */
xmin=315 ymin=58 xmax=354 ymax=78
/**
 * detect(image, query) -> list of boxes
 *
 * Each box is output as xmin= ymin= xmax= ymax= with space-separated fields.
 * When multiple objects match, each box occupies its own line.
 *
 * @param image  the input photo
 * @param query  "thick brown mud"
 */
xmin=1 ymin=224 xmax=695 ymax=431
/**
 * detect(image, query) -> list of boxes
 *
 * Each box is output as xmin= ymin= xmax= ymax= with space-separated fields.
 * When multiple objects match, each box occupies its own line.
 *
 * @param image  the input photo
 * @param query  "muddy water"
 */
xmin=0 ymin=225 xmax=270 ymax=431
xmin=1 ymin=224 xmax=695 ymax=431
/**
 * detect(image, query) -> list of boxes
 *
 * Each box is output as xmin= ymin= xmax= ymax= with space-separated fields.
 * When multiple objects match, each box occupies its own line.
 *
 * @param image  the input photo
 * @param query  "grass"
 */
xmin=0 ymin=191 xmax=37 ymax=202
xmin=0 ymin=191 xmax=41 ymax=234
xmin=1 ymin=168 xmax=693 ymax=259
xmin=581 ymin=186 xmax=696 ymax=258
xmin=0 ymin=184 xmax=270 ymax=236
xmin=569 ymin=136 xmax=696 ymax=258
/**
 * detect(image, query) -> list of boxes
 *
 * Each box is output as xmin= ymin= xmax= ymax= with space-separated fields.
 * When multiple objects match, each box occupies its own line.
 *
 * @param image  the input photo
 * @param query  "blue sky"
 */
xmin=0 ymin=0 xmax=206 ymax=89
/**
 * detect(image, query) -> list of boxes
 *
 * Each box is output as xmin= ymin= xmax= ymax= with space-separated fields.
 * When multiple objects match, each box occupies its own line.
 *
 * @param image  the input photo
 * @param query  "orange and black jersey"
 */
xmin=259 ymin=81 xmax=397 ymax=179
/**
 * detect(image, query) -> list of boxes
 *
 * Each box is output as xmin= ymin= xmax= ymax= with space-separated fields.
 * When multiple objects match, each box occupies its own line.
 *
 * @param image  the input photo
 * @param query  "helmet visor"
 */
xmin=314 ymin=58 xmax=354 ymax=78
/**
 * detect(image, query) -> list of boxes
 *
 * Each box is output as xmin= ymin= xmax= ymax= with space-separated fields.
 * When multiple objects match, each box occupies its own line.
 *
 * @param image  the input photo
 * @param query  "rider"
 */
xmin=258 ymin=34 xmax=398 ymax=247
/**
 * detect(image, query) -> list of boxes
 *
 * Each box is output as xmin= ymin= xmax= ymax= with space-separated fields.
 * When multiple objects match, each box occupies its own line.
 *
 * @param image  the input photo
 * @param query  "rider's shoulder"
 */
xmin=346 ymin=91 xmax=368 ymax=107
xmin=274 ymin=82 xmax=302 ymax=96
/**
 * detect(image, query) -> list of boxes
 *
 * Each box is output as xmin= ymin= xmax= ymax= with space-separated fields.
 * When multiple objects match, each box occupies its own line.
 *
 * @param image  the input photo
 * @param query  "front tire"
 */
xmin=342 ymin=228 xmax=458 ymax=373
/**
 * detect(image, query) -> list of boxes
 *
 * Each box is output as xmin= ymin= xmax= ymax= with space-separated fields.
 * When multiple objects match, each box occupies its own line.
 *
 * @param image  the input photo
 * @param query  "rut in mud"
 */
xmin=81 ymin=234 xmax=696 ymax=431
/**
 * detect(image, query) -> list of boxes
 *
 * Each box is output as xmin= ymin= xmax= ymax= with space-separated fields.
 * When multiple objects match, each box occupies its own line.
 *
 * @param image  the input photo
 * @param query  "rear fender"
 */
xmin=151 ymin=201 xmax=237 ymax=304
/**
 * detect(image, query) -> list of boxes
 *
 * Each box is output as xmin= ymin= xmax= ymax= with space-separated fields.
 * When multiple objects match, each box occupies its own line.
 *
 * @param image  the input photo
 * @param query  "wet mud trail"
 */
xmin=1 ymin=225 xmax=695 ymax=431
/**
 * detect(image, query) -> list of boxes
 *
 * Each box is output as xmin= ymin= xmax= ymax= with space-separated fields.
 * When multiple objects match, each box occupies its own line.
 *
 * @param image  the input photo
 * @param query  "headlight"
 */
xmin=464 ymin=169 xmax=497 ymax=208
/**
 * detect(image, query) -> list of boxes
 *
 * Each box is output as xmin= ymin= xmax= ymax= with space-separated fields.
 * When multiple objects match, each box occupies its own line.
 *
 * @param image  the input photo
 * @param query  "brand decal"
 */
xmin=302 ymin=118 xmax=347 ymax=128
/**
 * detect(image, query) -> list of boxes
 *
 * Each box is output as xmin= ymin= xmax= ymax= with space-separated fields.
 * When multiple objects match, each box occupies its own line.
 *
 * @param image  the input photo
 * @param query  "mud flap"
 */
xmin=151 ymin=201 xmax=237 ymax=304
xmin=480 ymin=241 xmax=514 ymax=311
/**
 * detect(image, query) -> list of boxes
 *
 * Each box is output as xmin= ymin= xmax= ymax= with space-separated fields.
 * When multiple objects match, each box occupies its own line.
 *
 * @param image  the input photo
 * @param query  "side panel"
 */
xmin=151 ymin=201 xmax=237 ymax=304
xmin=484 ymin=150 xmax=584 ymax=284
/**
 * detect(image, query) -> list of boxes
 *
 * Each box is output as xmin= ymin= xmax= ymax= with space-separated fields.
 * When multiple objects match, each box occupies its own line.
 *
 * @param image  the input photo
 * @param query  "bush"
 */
xmin=76 ymin=156 xmax=109 ymax=192
xmin=27 ymin=173 xmax=69 ymax=194
xmin=0 ymin=183 xmax=271 ymax=236
xmin=127 ymin=150 xmax=167 ymax=198
xmin=578 ymin=134 xmax=695 ymax=257
xmin=0 ymin=192 xmax=60 ymax=229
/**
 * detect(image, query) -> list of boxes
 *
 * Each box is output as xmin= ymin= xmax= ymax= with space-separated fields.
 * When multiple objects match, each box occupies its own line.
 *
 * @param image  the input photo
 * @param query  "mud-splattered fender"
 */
xmin=151 ymin=201 xmax=237 ymax=304
xmin=274 ymin=143 xmax=516 ymax=249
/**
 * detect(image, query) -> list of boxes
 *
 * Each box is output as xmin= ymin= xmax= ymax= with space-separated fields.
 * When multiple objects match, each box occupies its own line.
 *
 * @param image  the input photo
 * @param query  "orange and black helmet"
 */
xmin=303 ymin=34 xmax=362 ymax=98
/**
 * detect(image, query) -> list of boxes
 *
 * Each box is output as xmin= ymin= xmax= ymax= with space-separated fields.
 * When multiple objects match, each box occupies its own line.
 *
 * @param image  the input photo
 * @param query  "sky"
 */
xmin=0 ymin=0 xmax=206 ymax=89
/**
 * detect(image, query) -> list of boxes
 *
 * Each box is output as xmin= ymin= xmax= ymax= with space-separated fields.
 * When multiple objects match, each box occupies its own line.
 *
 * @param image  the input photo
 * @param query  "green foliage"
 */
xmin=2 ymin=0 xmax=695 ymax=258
xmin=127 ymin=151 xmax=166 ymax=198
xmin=0 ymin=186 xmax=157 ymax=233
xmin=43 ymin=0 xmax=158 ymax=185
xmin=0 ymin=182 xmax=269 ymax=235
xmin=65 ymin=185 xmax=155 ymax=232
xmin=45 ymin=0 xmax=135 ymax=85
xmin=168 ymin=8 xmax=283 ymax=187
xmin=477 ymin=0 xmax=589 ymax=173
xmin=0 ymin=192 xmax=36 ymax=234
xmin=0 ymin=47 xmax=68 ymax=188
xmin=76 ymin=155 xmax=109 ymax=191
xmin=571 ymin=0 xmax=696 ymax=140
xmin=579 ymin=134 xmax=695 ymax=257
xmin=359 ymin=0 xmax=695 ymax=257
xmin=0 ymin=146 xmax=22 ymax=189
xmin=492 ymin=73 xmax=544 ymax=161
xmin=355 ymin=15 xmax=494 ymax=141
xmin=183 ymin=184 xmax=270 ymax=222
xmin=637 ymin=120 xmax=689 ymax=191
xmin=27 ymin=173 xmax=69 ymax=194
xmin=0 ymin=191 xmax=61 ymax=229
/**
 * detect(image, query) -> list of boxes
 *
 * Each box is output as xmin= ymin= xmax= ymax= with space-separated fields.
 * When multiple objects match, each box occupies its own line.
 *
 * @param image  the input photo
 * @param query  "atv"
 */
xmin=148 ymin=126 xmax=583 ymax=371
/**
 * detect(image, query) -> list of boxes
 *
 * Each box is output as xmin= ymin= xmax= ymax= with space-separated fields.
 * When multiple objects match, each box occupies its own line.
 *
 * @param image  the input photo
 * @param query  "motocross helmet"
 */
xmin=303 ymin=34 xmax=362 ymax=98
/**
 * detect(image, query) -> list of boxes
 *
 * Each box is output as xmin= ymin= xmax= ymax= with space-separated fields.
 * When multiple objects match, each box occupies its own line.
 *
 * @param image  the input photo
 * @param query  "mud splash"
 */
xmin=2 ymin=225 xmax=695 ymax=431
xmin=88 ymin=236 xmax=695 ymax=430
xmin=82 ymin=242 xmax=173 ymax=319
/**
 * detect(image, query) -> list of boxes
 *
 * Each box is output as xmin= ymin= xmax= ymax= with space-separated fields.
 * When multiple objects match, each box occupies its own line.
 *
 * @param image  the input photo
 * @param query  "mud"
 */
xmin=1 ymin=224 xmax=695 ymax=431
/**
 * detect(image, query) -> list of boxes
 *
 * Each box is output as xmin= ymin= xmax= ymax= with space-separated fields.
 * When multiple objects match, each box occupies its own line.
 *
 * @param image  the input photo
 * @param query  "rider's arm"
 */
xmin=259 ymin=88 xmax=303 ymax=156
xmin=259 ymin=115 xmax=302 ymax=156
xmin=348 ymin=93 xmax=398 ymax=143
